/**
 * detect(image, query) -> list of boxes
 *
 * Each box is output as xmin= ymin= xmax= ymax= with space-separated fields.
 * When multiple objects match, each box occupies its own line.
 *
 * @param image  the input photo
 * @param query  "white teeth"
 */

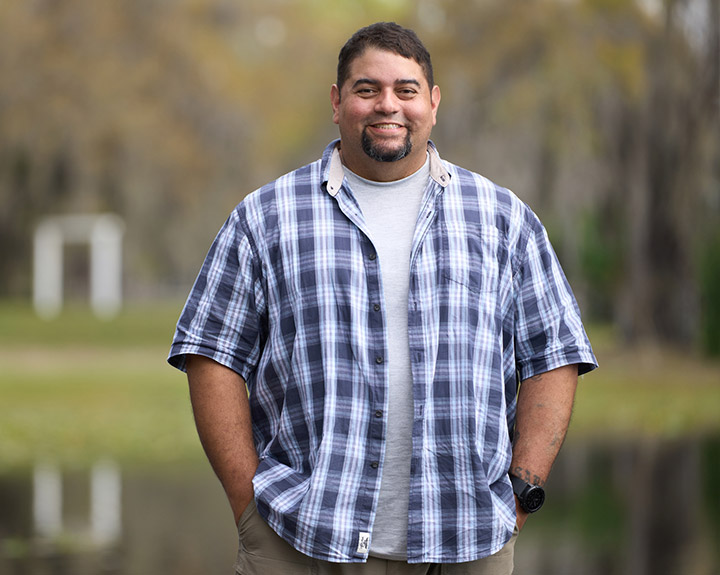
xmin=374 ymin=124 xmax=401 ymax=129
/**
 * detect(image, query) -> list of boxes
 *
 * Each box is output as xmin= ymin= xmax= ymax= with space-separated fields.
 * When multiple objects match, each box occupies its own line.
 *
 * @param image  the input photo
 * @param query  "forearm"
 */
xmin=510 ymin=364 xmax=578 ymax=525
xmin=511 ymin=364 xmax=578 ymax=483
xmin=186 ymin=354 xmax=259 ymax=523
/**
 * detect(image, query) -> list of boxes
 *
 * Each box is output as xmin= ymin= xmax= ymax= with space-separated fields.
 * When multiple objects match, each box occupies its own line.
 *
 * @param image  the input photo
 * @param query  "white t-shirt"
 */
xmin=343 ymin=156 xmax=430 ymax=559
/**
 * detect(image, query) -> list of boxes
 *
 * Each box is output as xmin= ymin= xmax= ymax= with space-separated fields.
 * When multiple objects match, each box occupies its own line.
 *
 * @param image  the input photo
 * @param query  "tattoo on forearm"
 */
xmin=510 ymin=466 xmax=545 ymax=487
xmin=549 ymin=431 xmax=566 ymax=449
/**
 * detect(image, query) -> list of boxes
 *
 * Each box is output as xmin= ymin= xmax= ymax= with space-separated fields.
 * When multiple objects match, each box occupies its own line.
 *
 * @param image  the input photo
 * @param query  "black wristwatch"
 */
xmin=510 ymin=474 xmax=545 ymax=513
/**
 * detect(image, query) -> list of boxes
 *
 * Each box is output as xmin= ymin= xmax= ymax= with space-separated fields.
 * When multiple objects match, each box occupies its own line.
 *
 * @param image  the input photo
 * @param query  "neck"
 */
xmin=339 ymin=145 xmax=428 ymax=182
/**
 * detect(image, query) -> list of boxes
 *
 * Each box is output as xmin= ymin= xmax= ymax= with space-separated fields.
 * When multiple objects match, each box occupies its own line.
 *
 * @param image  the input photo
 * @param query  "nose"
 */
xmin=374 ymin=89 xmax=399 ymax=115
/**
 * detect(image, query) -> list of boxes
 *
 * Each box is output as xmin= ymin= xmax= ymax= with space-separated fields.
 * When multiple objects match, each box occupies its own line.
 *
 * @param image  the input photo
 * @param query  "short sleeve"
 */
xmin=513 ymin=214 xmax=597 ymax=381
xmin=167 ymin=207 xmax=266 ymax=381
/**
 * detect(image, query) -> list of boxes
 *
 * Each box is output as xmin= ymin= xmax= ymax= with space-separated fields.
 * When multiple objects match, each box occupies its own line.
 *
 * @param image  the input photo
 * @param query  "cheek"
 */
xmin=406 ymin=104 xmax=432 ymax=125
xmin=340 ymin=110 xmax=367 ymax=130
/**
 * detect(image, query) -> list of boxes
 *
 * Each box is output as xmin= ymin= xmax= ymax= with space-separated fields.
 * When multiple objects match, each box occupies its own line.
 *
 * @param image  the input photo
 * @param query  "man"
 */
xmin=168 ymin=22 xmax=597 ymax=574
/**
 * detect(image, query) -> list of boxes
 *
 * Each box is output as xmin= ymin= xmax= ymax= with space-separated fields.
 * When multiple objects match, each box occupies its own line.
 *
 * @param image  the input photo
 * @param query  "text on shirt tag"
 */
xmin=357 ymin=532 xmax=370 ymax=554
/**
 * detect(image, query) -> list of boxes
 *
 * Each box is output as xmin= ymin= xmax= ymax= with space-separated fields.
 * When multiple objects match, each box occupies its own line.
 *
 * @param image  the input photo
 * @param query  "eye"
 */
xmin=397 ymin=88 xmax=418 ymax=99
xmin=355 ymin=87 xmax=378 ymax=97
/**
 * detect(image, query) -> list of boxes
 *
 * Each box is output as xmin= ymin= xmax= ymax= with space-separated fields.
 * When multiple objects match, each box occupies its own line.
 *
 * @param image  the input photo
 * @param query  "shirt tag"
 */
xmin=357 ymin=532 xmax=370 ymax=554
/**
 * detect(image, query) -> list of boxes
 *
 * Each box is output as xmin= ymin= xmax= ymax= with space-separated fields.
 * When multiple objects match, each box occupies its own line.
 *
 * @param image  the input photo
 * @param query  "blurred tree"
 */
xmin=416 ymin=0 xmax=719 ymax=347
xmin=616 ymin=0 xmax=719 ymax=345
xmin=0 ymin=0 xmax=409 ymax=298
xmin=0 ymin=0 xmax=251 ymax=294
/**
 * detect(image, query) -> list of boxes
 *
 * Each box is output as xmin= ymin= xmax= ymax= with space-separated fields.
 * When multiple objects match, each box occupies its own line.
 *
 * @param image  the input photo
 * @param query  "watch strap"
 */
xmin=509 ymin=474 xmax=530 ymax=496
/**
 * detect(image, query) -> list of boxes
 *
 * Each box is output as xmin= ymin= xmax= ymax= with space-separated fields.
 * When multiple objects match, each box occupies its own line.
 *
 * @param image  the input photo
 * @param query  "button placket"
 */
xmin=360 ymin=234 xmax=386 ymax=503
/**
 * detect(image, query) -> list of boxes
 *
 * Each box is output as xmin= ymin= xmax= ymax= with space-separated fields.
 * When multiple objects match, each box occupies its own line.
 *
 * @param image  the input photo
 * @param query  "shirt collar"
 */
xmin=324 ymin=139 xmax=450 ymax=197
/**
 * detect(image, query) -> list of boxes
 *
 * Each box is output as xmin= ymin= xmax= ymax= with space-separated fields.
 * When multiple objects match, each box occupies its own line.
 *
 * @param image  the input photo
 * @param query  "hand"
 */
xmin=514 ymin=495 xmax=529 ymax=531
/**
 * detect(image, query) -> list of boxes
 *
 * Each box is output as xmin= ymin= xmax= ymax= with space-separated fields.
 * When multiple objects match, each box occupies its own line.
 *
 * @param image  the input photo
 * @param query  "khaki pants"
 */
xmin=235 ymin=501 xmax=517 ymax=575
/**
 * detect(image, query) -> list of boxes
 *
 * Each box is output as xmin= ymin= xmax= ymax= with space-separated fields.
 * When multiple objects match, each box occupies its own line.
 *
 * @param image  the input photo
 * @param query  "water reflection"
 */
xmin=517 ymin=436 xmax=720 ymax=575
xmin=1 ymin=437 xmax=718 ymax=575
xmin=31 ymin=460 xmax=121 ymax=545
xmin=0 ymin=462 xmax=235 ymax=575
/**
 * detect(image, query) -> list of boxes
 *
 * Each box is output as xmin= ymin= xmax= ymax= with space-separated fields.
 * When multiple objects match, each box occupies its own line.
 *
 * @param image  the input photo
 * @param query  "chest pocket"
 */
xmin=442 ymin=223 xmax=503 ymax=294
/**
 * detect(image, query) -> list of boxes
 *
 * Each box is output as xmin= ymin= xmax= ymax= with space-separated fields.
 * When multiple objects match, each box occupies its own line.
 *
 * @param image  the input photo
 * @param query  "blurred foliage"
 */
xmin=579 ymin=209 xmax=625 ymax=319
xmin=700 ymin=230 xmax=720 ymax=355
xmin=702 ymin=437 xmax=720 ymax=547
xmin=0 ymin=0 xmax=718 ymax=350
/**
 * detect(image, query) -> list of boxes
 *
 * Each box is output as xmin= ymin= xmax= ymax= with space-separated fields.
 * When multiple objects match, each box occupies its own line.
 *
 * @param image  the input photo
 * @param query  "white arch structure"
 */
xmin=33 ymin=214 xmax=125 ymax=319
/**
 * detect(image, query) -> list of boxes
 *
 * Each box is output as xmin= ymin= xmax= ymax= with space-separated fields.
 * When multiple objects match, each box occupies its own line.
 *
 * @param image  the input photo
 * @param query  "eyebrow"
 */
xmin=352 ymin=78 xmax=422 ymax=89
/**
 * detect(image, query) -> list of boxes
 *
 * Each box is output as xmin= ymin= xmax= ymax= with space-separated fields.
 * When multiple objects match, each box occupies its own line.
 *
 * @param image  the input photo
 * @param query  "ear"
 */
xmin=330 ymin=84 xmax=341 ymax=125
xmin=431 ymin=85 xmax=441 ymax=126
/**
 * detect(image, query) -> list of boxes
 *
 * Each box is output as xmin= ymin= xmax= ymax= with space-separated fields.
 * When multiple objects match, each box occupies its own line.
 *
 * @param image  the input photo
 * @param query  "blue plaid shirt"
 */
xmin=168 ymin=140 xmax=597 ymax=564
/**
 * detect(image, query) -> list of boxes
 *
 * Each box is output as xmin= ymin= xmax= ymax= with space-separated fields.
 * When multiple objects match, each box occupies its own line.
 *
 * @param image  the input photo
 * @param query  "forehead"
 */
xmin=345 ymin=48 xmax=427 ymax=87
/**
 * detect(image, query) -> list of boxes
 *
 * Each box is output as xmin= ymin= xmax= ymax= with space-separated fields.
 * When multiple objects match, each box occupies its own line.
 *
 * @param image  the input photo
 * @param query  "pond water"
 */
xmin=1 ymin=436 xmax=718 ymax=575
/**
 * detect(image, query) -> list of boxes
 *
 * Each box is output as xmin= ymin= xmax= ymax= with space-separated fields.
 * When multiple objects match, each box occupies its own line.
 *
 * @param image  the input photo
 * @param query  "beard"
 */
xmin=361 ymin=129 xmax=412 ymax=162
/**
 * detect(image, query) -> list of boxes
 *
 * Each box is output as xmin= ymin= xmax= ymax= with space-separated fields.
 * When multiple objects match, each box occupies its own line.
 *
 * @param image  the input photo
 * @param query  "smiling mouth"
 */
xmin=370 ymin=123 xmax=403 ymax=130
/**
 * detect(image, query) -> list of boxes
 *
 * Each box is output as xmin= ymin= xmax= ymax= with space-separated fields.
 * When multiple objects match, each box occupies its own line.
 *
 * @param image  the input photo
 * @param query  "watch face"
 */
xmin=524 ymin=486 xmax=545 ymax=513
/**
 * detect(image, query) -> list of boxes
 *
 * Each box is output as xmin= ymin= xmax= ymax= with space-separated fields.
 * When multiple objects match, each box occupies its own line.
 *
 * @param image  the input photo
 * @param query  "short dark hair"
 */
xmin=337 ymin=22 xmax=434 ymax=91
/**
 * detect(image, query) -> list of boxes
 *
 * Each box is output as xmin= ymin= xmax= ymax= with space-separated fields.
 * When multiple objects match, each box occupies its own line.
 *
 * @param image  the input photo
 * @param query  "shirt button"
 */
xmin=375 ymin=356 xmax=384 ymax=364
xmin=374 ymin=410 xmax=383 ymax=418
xmin=369 ymin=253 xmax=377 ymax=261
xmin=373 ymin=304 xmax=381 ymax=312
xmin=370 ymin=461 xmax=379 ymax=469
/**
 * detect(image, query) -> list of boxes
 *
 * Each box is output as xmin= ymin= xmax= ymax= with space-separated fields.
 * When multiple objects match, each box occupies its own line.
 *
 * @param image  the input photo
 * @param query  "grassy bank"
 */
xmin=0 ymin=301 xmax=197 ymax=469
xmin=1 ymin=301 xmax=719 ymax=469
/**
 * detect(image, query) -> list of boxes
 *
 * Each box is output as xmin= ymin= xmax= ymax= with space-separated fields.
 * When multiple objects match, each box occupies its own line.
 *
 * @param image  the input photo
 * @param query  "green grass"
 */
xmin=0 ymin=300 xmax=182 ymax=348
xmin=1 ymin=302 xmax=719 ymax=470
xmin=572 ymin=339 xmax=720 ymax=439
xmin=0 ymin=301 xmax=202 ymax=470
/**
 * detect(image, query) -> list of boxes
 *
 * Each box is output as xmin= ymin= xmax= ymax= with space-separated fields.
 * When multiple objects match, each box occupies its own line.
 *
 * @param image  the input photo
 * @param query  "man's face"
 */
xmin=331 ymin=48 xmax=441 ymax=181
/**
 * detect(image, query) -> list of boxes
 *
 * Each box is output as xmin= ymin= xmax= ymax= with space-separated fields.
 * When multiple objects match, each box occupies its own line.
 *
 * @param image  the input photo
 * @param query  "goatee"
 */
xmin=361 ymin=129 xmax=412 ymax=162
